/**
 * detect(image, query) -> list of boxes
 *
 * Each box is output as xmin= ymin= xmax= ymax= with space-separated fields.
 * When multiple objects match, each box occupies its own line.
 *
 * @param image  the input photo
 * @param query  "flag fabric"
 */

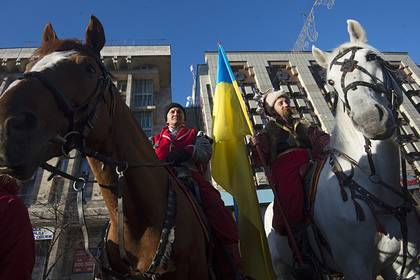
xmin=211 ymin=44 xmax=274 ymax=280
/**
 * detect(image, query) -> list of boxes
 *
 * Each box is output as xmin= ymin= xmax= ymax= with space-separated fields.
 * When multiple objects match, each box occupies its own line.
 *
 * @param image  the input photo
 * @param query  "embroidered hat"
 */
xmin=263 ymin=89 xmax=290 ymax=116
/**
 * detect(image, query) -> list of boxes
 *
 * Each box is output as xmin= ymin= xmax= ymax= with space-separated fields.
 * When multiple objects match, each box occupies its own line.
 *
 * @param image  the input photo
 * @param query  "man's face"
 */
xmin=273 ymin=97 xmax=292 ymax=122
xmin=167 ymin=107 xmax=185 ymax=128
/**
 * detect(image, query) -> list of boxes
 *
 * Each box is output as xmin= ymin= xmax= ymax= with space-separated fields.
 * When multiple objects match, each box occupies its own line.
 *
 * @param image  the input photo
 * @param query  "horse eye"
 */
xmin=366 ymin=54 xmax=377 ymax=61
xmin=328 ymin=79 xmax=335 ymax=86
xmin=86 ymin=64 xmax=96 ymax=74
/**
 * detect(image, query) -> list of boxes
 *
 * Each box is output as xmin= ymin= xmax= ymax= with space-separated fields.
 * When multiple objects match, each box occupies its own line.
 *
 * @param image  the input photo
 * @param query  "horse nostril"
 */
xmin=375 ymin=105 xmax=384 ymax=121
xmin=5 ymin=112 xmax=38 ymax=135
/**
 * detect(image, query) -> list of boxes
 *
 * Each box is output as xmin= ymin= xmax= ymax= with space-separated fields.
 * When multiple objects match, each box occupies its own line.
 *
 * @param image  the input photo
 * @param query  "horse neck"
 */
xmin=331 ymin=101 xmax=401 ymax=192
xmin=87 ymin=97 xmax=167 ymax=232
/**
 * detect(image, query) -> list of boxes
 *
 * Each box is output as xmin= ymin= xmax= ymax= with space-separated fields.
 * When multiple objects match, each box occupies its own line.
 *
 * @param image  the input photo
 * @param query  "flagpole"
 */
xmin=253 ymin=137 xmax=304 ymax=266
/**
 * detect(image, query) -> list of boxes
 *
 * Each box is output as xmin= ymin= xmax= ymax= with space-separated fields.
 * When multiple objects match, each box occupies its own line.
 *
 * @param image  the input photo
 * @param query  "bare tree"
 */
xmin=30 ymin=177 xmax=74 ymax=280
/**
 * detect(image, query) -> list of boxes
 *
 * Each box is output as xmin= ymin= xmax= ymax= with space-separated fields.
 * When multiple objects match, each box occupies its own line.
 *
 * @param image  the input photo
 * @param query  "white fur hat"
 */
xmin=263 ymin=89 xmax=289 ymax=115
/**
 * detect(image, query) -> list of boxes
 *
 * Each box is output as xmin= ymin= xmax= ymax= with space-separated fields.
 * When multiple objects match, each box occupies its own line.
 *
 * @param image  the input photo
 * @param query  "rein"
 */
xmin=20 ymin=49 xmax=176 ymax=279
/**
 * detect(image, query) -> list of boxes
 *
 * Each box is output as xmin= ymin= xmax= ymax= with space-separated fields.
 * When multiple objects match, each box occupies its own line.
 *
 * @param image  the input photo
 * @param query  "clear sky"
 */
xmin=1 ymin=0 xmax=419 ymax=104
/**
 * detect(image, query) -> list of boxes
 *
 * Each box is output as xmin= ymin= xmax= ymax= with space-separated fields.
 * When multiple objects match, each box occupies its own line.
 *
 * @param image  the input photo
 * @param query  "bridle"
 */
xmin=327 ymin=45 xmax=407 ymax=189
xmin=326 ymin=46 xmax=417 ymax=279
xmin=19 ymin=50 xmax=113 ymax=158
xmin=18 ymin=49 xmax=177 ymax=280
xmin=327 ymin=46 xmax=402 ymax=116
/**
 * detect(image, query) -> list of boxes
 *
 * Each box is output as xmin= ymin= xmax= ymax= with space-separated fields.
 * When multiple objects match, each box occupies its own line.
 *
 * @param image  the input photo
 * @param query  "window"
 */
xmin=266 ymin=63 xmax=296 ymax=90
xmin=133 ymin=111 xmax=153 ymax=136
xmin=132 ymin=79 xmax=153 ymax=107
xmin=231 ymin=63 xmax=255 ymax=86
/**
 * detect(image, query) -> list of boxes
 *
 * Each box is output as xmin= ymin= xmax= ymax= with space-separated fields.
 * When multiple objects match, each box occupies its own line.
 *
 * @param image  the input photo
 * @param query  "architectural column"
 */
xmin=126 ymin=74 xmax=133 ymax=108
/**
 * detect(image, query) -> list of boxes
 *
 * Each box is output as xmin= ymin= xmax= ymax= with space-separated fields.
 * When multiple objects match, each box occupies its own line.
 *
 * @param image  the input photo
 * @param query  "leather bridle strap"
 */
xmin=329 ymin=151 xmax=412 ymax=279
xmin=20 ymin=71 xmax=76 ymax=128
xmin=329 ymin=46 xmax=400 ymax=114
xmin=18 ymin=52 xmax=110 ymax=140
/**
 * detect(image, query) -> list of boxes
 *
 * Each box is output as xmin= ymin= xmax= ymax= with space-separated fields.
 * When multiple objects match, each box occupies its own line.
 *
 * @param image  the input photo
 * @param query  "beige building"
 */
xmin=0 ymin=45 xmax=171 ymax=279
xmin=196 ymin=50 xmax=420 ymax=203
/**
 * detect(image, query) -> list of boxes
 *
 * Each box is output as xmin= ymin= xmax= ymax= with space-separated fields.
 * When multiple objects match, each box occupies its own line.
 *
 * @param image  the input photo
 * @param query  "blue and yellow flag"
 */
xmin=211 ymin=44 xmax=274 ymax=280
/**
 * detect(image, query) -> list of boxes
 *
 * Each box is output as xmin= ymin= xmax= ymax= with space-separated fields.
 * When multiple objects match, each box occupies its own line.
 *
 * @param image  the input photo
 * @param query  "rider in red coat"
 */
xmin=252 ymin=90 xmax=329 ymax=236
xmin=152 ymin=103 xmax=242 ymax=279
xmin=0 ymin=175 xmax=35 ymax=280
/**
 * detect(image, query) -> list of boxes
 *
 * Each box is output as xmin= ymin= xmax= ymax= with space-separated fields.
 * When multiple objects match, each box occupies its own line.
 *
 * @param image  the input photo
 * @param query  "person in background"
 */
xmin=0 ymin=175 xmax=35 ymax=279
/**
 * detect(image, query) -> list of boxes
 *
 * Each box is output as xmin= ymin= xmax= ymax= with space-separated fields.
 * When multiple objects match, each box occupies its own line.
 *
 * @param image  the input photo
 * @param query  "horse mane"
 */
xmin=32 ymin=39 xmax=99 ymax=60
xmin=30 ymin=39 xmax=116 ymax=80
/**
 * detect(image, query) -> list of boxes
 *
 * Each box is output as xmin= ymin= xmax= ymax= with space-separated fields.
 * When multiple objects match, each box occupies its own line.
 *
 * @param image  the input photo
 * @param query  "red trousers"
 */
xmin=270 ymin=149 xmax=309 ymax=235
xmin=0 ymin=192 xmax=35 ymax=279
xmin=189 ymin=171 xmax=241 ymax=277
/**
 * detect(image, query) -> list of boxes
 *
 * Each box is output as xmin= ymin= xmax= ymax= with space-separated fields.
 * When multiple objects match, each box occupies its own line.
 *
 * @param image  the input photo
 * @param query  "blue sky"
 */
xmin=1 ymin=1 xmax=419 ymax=104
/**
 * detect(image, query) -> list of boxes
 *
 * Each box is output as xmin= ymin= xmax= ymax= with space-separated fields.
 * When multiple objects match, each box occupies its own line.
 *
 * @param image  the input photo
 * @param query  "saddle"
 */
xmin=296 ymin=157 xmax=344 ymax=278
xmin=170 ymin=167 xmax=242 ymax=280
xmin=302 ymin=157 xmax=327 ymax=219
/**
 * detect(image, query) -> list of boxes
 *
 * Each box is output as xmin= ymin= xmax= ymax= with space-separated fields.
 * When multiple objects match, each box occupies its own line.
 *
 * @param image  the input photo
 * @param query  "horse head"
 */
xmin=312 ymin=19 xmax=403 ymax=140
xmin=0 ymin=16 xmax=110 ymax=179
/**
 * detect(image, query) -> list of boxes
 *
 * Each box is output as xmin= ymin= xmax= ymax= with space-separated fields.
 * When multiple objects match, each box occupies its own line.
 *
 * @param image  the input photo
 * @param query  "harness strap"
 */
xmin=328 ymin=152 xmax=412 ymax=278
xmin=329 ymin=149 xmax=410 ymax=201
xmin=42 ymin=162 xmax=95 ymax=183
xmin=72 ymin=172 xmax=178 ymax=280
xmin=363 ymin=138 xmax=377 ymax=177
xmin=116 ymin=165 xmax=131 ymax=268
xmin=19 ymin=71 xmax=75 ymax=127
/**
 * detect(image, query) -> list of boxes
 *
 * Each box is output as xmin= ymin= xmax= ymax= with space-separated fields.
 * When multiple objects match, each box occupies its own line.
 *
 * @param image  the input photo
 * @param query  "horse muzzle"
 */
xmin=351 ymin=104 xmax=396 ymax=140
xmin=0 ymin=113 xmax=41 ymax=179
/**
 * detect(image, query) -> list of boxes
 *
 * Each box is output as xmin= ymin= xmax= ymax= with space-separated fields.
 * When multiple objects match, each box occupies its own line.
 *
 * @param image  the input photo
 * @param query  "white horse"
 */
xmin=264 ymin=19 xmax=419 ymax=280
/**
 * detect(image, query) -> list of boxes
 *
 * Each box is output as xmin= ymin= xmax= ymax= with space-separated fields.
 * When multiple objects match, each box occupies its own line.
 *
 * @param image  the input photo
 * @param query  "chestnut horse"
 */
xmin=0 ymin=16 xmax=209 ymax=279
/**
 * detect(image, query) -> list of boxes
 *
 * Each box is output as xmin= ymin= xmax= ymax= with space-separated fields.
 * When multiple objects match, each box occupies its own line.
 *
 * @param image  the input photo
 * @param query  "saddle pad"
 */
xmin=303 ymin=158 xmax=327 ymax=220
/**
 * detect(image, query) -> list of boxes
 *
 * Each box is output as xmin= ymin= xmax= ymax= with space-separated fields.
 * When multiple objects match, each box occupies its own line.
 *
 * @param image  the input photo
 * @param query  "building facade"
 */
xmin=197 ymin=50 xmax=420 ymax=204
xmin=0 ymin=45 xmax=171 ymax=279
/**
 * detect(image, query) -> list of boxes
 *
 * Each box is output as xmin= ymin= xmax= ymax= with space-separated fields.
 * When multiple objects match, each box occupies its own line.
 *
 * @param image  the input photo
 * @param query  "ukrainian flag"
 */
xmin=211 ymin=44 xmax=274 ymax=280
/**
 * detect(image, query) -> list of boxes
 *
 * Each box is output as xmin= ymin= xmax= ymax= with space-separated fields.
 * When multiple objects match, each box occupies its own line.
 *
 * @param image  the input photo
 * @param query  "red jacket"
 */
xmin=152 ymin=126 xmax=211 ymax=174
xmin=152 ymin=126 xmax=197 ymax=161
xmin=0 ymin=177 xmax=35 ymax=280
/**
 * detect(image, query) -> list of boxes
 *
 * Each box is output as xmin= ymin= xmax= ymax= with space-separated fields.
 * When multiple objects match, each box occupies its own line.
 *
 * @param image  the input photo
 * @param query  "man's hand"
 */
xmin=166 ymin=149 xmax=191 ymax=165
xmin=250 ymin=136 xmax=259 ymax=146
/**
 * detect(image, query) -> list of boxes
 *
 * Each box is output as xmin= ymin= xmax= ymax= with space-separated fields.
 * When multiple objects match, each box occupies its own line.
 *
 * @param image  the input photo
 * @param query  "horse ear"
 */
xmin=347 ymin=19 xmax=367 ymax=43
xmin=312 ymin=45 xmax=329 ymax=69
xmin=85 ymin=15 xmax=105 ymax=54
xmin=42 ymin=23 xmax=58 ymax=44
